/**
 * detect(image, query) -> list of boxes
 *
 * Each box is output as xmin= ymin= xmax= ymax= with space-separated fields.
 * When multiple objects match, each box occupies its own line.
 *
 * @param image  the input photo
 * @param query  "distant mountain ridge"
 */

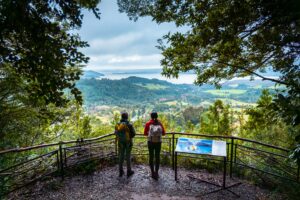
xmin=76 ymin=76 xmax=276 ymax=107
xmin=95 ymin=68 xmax=280 ymax=76
xmin=81 ymin=70 xmax=104 ymax=79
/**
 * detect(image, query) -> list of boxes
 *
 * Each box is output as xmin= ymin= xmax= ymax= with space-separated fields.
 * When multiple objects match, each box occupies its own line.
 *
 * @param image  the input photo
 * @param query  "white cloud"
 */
xmin=88 ymin=32 xmax=143 ymax=53
xmin=108 ymin=55 xmax=141 ymax=63
xmin=107 ymin=54 xmax=161 ymax=64
xmin=78 ymin=0 xmax=181 ymax=71
xmin=87 ymin=54 xmax=162 ymax=70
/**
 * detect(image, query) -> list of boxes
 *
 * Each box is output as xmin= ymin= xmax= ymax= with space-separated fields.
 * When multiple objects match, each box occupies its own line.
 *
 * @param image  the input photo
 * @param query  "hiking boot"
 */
xmin=127 ymin=170 xmax=134 ymax=178
xmin=151 ymin=171 xmax=158 ymax=180
xmin=151 ymin=171 xmax=155 ymax=179
xmin=119 ymin=170 xmax=124 ymax=177
xmin=155 ymin=171 xmax=159 ymax=179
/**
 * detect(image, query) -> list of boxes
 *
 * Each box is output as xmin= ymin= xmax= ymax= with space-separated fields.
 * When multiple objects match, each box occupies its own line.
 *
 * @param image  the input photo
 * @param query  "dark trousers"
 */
xmin=148 ymin=141 xmax=161 ymax=172
xmin=118 ymin=142 xmax=132 ymax=172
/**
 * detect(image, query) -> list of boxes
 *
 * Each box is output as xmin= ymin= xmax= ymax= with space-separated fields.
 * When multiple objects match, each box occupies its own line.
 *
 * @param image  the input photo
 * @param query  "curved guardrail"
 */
xmin=0 ymin=132 xmax=299 ymax=197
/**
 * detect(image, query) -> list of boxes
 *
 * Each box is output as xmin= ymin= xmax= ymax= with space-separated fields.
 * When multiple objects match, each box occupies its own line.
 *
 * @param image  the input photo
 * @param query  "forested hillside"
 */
xmin=72 ymin=76 xmax=297 ymax=150
xmin=77 ymin=76 xmax=275 ymax=107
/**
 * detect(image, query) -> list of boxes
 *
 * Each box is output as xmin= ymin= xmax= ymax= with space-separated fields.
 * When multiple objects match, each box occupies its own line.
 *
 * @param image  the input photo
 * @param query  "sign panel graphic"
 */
xmin=175 ymin=137 xmax=227 ymax=156
xmin=175 ymin=138 xmax=212 ymax=154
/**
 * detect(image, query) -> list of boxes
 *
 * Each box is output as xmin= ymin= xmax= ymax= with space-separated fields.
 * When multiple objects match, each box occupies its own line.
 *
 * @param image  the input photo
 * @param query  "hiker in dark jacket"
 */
xmin=144 ymin=111 xmax=166 ymax=180
xmin=115 ymin=112 xmax=136 ymax=177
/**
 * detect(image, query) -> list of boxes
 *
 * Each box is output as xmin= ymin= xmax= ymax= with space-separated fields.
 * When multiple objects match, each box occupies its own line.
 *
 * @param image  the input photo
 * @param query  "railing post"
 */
xmin=59 ymin=142 xmax=64 ymax=180
xmin=226 ymin=143 xmax=230 ymax=160
xmin=234 ymin=143 xmax=237 ymax=164
xmin=172 ymin=132 xmax=175 ymax=170
xmin=64 ymin=148 xmax=67 ymax=168
xmin=175 ymin=152 xmax=178 ymax=181
xmin=230 ymin=137 xmax=234 ymax=178
xmin=56 ymin=150 xmax=60 ymax=173
xmin=169 ymin=138 xmax=171 ymax=156
xmin=297 ymin=164 xmax=299 ymax=182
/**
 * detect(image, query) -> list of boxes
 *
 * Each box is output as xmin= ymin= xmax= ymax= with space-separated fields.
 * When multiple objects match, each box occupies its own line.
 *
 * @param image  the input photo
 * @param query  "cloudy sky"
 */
xmin=77 ymin=0 xmax=178 ymax=72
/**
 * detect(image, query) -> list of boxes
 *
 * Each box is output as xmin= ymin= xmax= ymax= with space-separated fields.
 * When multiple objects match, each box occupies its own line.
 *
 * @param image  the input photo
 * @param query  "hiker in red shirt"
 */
xmin=144 ymin=111 xmax=166 ymax=180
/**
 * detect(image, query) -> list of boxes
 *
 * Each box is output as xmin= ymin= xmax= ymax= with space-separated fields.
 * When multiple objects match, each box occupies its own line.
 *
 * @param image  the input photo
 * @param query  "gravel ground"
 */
xmin=8 ymin=164 xmax=284 ymax=200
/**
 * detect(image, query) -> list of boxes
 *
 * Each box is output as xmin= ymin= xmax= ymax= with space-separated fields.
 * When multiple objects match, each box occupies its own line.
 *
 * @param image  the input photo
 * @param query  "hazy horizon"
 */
xmin=82 ymin=68 xmax=280 ymax=85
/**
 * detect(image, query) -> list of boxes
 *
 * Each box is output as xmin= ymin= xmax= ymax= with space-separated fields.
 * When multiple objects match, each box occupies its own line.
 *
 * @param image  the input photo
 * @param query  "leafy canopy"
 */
xmin=118 ymin=0 xmax=300 ymax=125
xmin=0 ymin=0 xmax=101 ymax=106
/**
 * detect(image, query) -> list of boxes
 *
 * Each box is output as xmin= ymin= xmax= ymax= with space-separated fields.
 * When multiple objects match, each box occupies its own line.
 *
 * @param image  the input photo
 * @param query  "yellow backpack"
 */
xmin=115 ymin=122 xmax=131 ymax=143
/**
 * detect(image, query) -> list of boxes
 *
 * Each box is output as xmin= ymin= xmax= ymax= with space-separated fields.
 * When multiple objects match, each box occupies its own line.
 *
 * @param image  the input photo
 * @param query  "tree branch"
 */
xmin=240 ymin=16 xmax=271 ymax=40
xmin=238 ymin=66 xmax=286 ymax=85
xmin=216 ymin=61 xmax=287 ymax=86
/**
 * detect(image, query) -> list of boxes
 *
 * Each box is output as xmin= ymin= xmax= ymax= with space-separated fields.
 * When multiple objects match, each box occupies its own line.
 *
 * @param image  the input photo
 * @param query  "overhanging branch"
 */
xmin=216 ymin=61 xmax=287 ymax=86
xmin=237 ymin=66 xmax=286 ymax=85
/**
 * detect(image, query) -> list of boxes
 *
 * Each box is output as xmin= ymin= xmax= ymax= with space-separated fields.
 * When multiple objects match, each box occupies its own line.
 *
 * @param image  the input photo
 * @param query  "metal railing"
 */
xmin=0 ymin=132 xmax=299 ymax=197
xmin=169 ymin=133 xmax=298 ymax=183
xmin=0 ymin=133 xmax=116 ymax=196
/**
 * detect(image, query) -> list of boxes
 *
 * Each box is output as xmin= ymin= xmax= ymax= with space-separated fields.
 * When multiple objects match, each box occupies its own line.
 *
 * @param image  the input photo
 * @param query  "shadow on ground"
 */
xmin=8 ymin=164 xmax=283 ymax=200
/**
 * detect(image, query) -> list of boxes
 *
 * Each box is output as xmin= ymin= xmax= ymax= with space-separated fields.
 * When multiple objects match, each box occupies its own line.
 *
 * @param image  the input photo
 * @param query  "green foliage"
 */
xmin=0 ymin=98 xmax=98 ymax=150
xmin=184 ymin=120 xmax=195 ymax=133
xmin=0 ymin=0 xmax=101 ymax=106
xmin=135 ymin=83 xmax=169 ymax=90
xmin=0 ymin=0 xmax=102 ymax=149
xmin=272 ymin=93 xmax=300 ymax=127
xmin=177 ymin=156 xmax=223 ymax=173
xmin=182 ymin=106 xmax=203 ymax=125
xmin=200 ymin=100 xmax=233 ymax=135
xmin=244 ymin=90 xmax=275 ymax=130
xmin=242 ymin=90 xmax=295 ymax=148
xmin=119 ymin=0 xmax=299 ymax=84
xmin=77 ymin=77 xmax=184 ymax=106
xmin=132 ymin=118 xmax=144 ymax=134
xmin=78 ymin=116 xmax=92 ymax=139
xmin=72 ymin=160 xmax=99 ymax=175
xmin=289 ymin=144 xmax=300 ymax=166
xmin=44 ymin=101 xmax=101 ymax=141
xmin=118 ymin=0 xmax=300 ymax=133
xmin=289 ymin=135 xmax=300 ymax=167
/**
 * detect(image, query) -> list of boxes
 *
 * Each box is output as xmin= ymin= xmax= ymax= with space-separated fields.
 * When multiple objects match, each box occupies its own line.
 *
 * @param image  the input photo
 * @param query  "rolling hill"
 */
xmin=76 ymin=76 xmax=277 ymax=108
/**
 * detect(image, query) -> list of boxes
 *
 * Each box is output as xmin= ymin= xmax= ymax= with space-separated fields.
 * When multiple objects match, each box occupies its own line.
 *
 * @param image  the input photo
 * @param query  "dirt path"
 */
xmin=8 ymin=164 xmax=283 ymax=200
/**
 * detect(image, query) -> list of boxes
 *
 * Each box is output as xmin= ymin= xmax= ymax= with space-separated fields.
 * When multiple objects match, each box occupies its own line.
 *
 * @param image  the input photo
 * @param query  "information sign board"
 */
xmin=175 ymin=137 xmax=226 ymax=157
